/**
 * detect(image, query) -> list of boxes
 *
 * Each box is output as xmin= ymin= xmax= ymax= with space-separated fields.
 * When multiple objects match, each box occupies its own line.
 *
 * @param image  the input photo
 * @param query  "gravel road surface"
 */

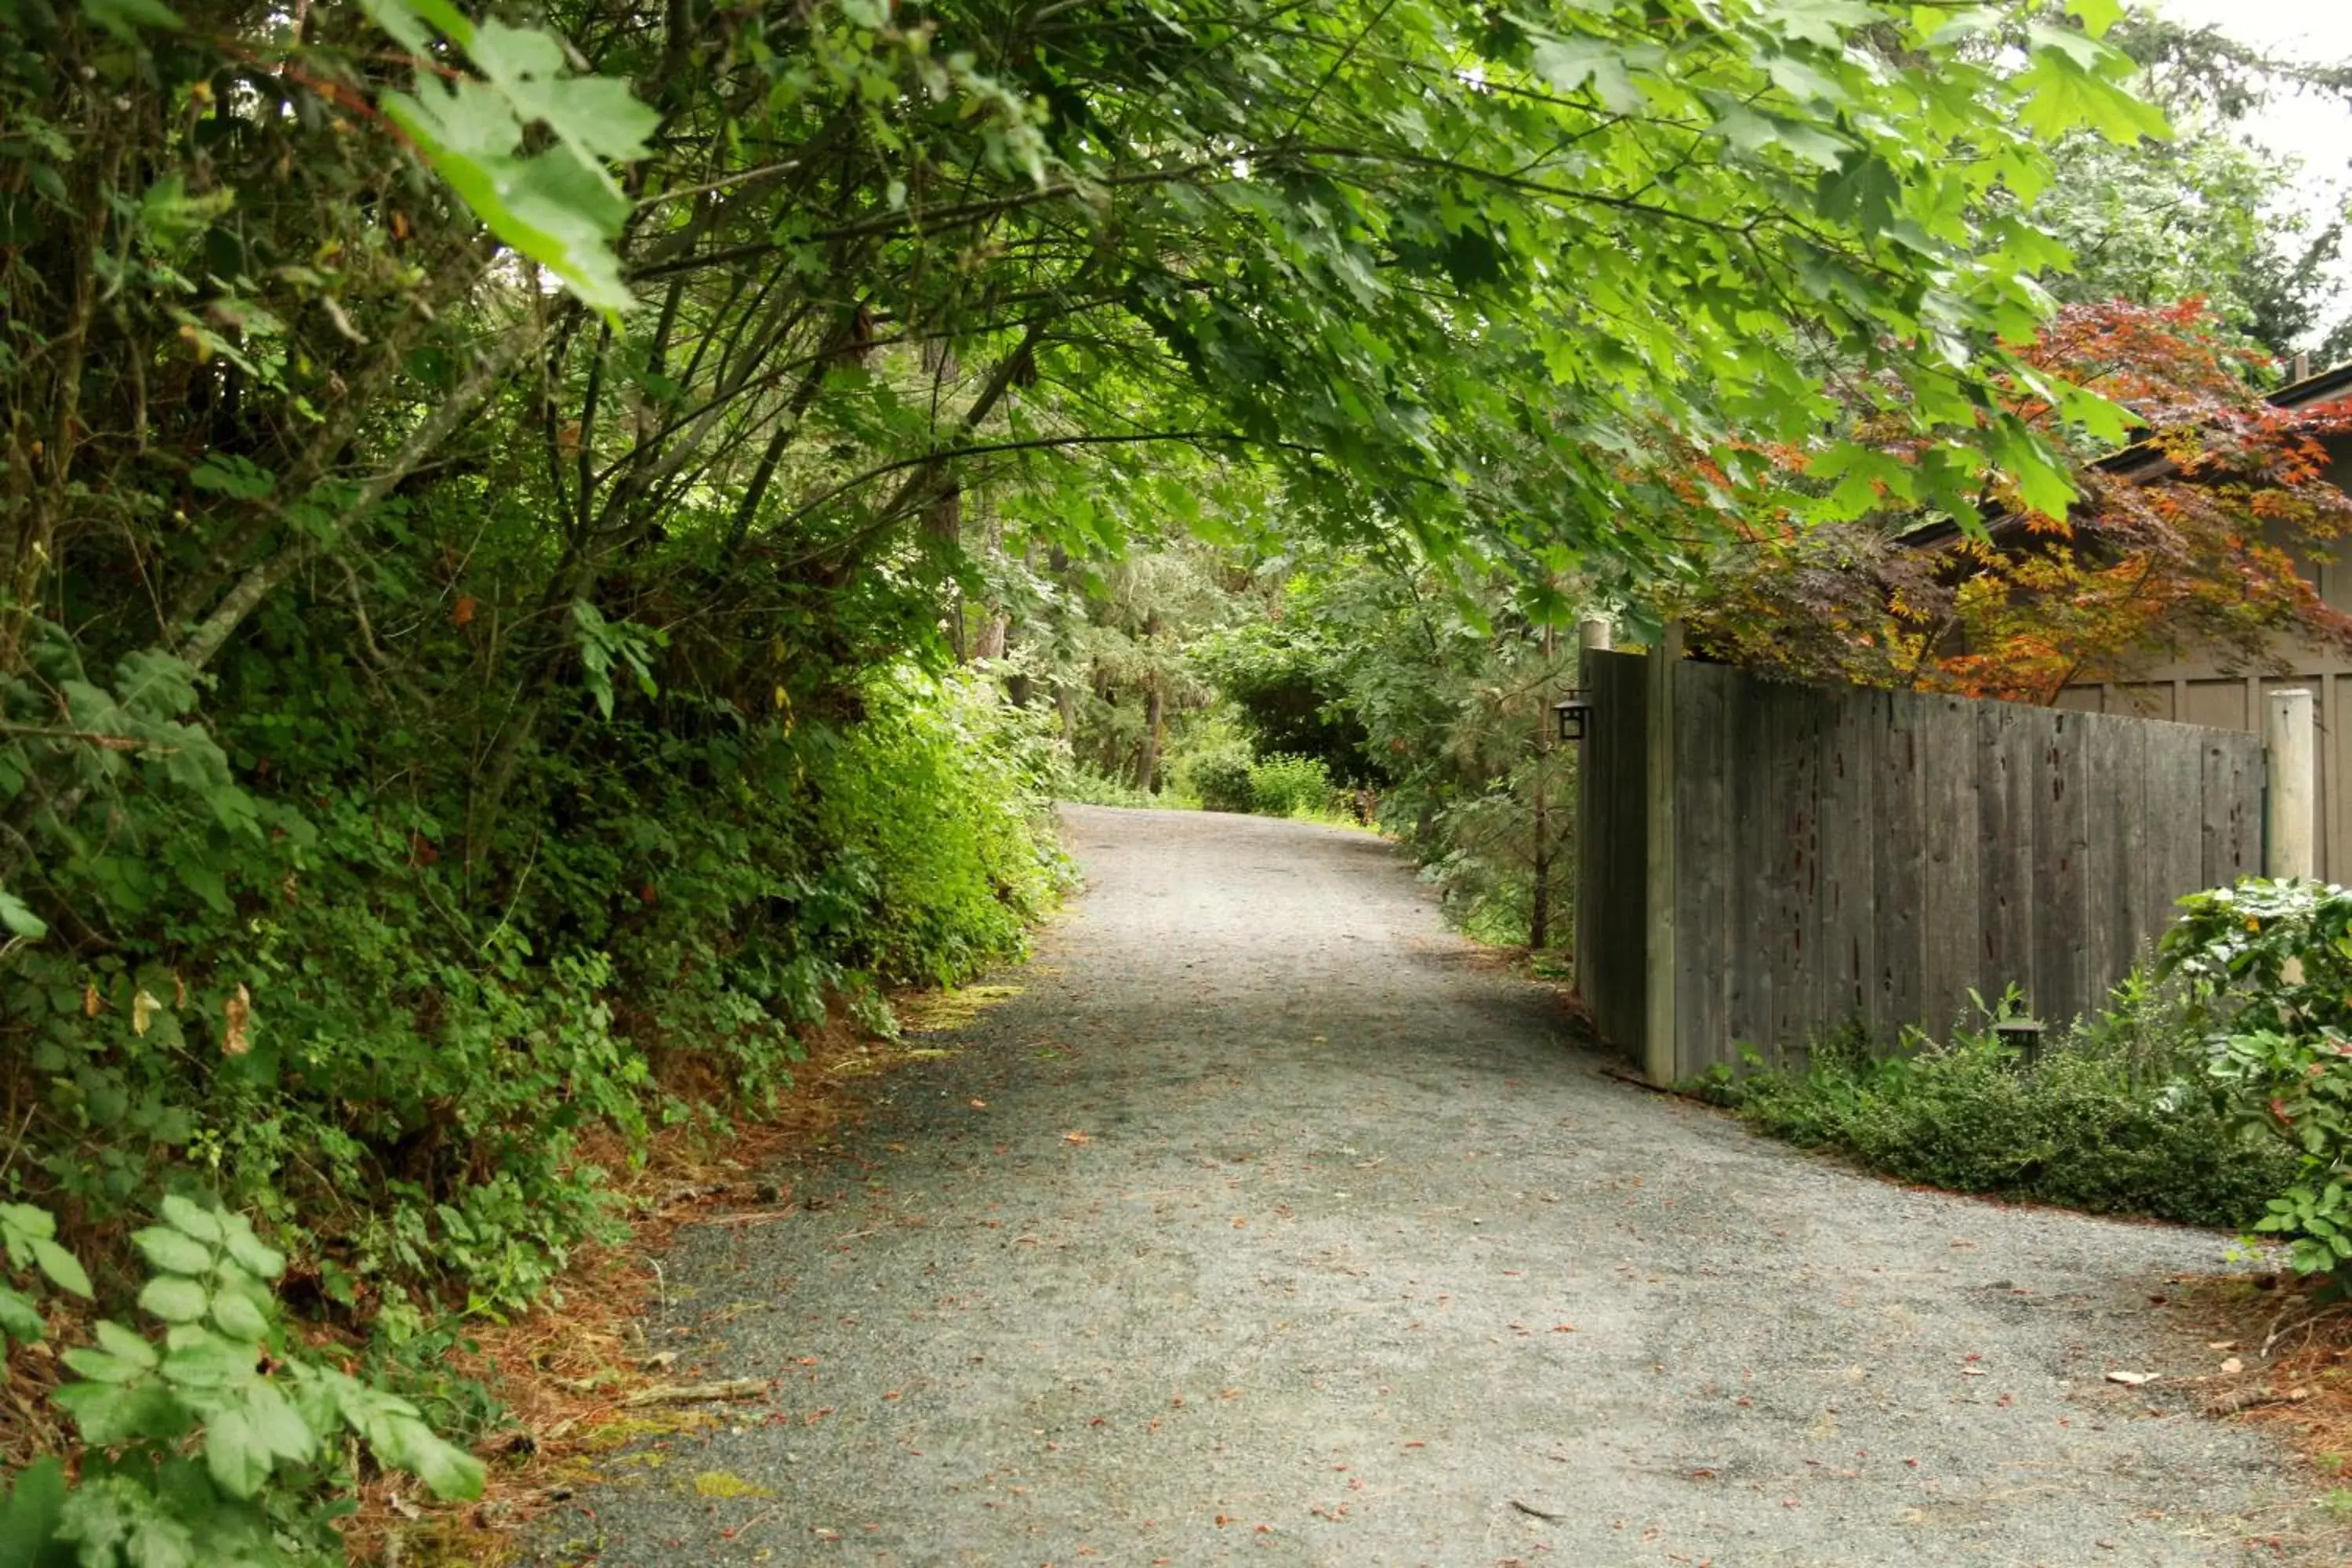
xmin=530 ymin=804 xmax=2308 ymax=1566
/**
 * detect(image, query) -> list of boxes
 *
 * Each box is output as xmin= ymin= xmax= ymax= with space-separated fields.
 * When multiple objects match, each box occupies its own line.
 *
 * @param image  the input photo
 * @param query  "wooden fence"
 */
xmin=1577 ymin=646 xmax=2268 ymax=1083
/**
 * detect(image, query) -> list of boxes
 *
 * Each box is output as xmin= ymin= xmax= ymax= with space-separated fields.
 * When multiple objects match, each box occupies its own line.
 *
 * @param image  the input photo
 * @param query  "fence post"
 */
xmin=2265 ymin=688 xmax=2317 ymax=880
xmin=1643 ymin=621 xmax=1682 ymax=1085
xmin=1569 ymin=618 xmax=1612 ymax=998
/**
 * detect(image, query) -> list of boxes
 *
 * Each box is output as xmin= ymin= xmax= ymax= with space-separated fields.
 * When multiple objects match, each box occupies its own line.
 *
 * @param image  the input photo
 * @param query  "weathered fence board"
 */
xmin=2032 ymin=716 xmax=2092 ymax=1026
xmin=1872 ymin=693 xmax=1926 ymax=1036
xmin=1578 ymin=650 xmax=2267 ymax=1077
xmin=1977 ymin=702 xmax=2034 ymax=1009
xmin=2147 ymin=732 xmax=2205 ymax=928
xmin=1577 ymin=648 xmax=1650 ymax=1058
xmin=1674 ymin=661 xmax=1730 ymax=1082
xmin=2202 ymin=736 xmax=2257 ymax=889
xmin=1918 ymin=695 xmax=1980 ymax=1036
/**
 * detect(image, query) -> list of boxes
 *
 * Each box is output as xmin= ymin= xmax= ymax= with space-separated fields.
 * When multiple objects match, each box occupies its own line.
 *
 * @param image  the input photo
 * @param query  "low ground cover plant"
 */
xmin=1696 ymin=978 xmax=2296 ymax=1229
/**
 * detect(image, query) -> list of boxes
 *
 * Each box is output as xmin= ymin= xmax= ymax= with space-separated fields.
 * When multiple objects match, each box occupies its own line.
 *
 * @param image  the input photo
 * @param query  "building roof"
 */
xmin=1894 ymin=358 xmax=2352 ymax=551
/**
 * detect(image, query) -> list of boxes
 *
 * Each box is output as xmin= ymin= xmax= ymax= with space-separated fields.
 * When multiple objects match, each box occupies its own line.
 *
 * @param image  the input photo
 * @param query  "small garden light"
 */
xmin=1554 ymin=691 xmax=1592 ymax=743
xmin=1993 ymin=1015 xmax=2047 ymax=1064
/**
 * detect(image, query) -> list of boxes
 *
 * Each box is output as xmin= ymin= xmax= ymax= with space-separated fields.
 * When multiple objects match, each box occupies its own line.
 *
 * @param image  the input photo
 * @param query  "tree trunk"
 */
xmin=1133 ymin=609 xmax=1165 ymax=791
xmin=965 ymin=511 xmax=1007 ymax=662
xmin=972 ymin=614 xmax=1008 ymax=662
xmin=1135 ymin=680 xmax=1165 ymax=793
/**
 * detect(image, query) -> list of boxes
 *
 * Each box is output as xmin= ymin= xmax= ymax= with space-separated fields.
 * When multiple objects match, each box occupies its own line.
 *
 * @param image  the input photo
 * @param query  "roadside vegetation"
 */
xmin=1695 ymin=976 xmax=2299 ymax=1230
xmin=1700 ymin=878 xmax=2352 ymax=1490
xmin=1703 ymin=880 xmax=2352 ymax=1266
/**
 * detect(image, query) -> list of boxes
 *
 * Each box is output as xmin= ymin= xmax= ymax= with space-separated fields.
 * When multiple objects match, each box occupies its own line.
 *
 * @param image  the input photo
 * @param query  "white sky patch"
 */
xmin=2152 ymin=0 xmax=2352 ymax=350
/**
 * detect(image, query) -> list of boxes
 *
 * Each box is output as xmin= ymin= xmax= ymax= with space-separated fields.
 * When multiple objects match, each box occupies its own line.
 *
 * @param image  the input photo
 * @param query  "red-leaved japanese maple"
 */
xmin=1685 ymin=299 xmax=2352 ymax=702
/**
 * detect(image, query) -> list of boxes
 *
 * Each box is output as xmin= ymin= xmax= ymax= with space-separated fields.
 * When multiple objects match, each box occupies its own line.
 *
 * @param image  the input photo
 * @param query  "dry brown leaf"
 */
xmin=222 ymin=984 xmax=252 ymax=1057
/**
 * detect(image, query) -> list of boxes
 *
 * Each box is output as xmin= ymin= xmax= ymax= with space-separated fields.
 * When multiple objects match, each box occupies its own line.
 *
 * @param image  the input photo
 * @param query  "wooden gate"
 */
xmin=1577 ymin=645 xmax=2268 ymax=1083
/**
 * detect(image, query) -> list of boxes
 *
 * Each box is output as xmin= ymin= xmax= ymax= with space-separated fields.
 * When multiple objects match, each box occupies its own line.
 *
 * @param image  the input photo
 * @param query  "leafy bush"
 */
xmin=2 ymin=1196 xmax=480 ymax=1566
xmin=1247 ymin=754 xmax=1337 ymax=818
xmin=1167 ymin=746 xmax=1334 ymax=818
xmin=1411 ymin=775 xmax=1566 ymax=947
xmin=2162 ymin=880 xmax=2352 ymax=1279
xmin=812 ymin=670 xmax=1070 ymax=988
xmin=1184 ymin=746 xmax=1257 ymax=813
xmin=1699 ymin=982 xmax=2295 ymax=1229
xmin=0 ymin=658 xmax=1061 ymax=1333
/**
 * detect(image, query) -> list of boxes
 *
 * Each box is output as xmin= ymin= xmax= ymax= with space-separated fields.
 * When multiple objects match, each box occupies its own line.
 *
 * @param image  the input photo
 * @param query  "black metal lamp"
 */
xmin=1992 ymin=1016 xmax=2046 ymax=1063
xmin=1554 ymin=690 xmax=1592 ymax=743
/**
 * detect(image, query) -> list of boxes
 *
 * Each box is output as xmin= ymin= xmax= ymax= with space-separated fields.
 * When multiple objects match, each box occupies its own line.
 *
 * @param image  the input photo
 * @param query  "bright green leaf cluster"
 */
xmin=2161 ymin=880 xmax=2352 ymax=1279
xmin=0 ymin=1201 xmax=90 ymax=1356
xmin=4 ymin=1196 xmax=483 ymax=1566
xmin=360 ymin=0 xmax=658 ymax=315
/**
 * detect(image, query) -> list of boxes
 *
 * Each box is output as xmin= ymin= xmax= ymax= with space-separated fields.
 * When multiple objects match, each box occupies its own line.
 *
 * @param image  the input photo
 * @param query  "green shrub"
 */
xmin=1410 ymin=779 xmax=1563 ymax=946
xmin=2162 ymin=879 xmax=2352 ymax=1279
xmin=1051 ymin=753 xmax=1200 ymax=810
xmin=1700 ymin=982 xmax=2295 ymax=1229
xmin=1185 ymin=746 xmax=1257 ymax=812
xmin=1 ymin=1196 xmax=480 ymax=1566
xmin=812 ymin=669 xmax=1070 ymax=988
xmin=1247 ymin=753 xmax=1336 ymax=818
xmin=0 ymin=655 xmax=1065 ymax=1557
xmin=1 ymin=660 xmax=1061 ymax=1327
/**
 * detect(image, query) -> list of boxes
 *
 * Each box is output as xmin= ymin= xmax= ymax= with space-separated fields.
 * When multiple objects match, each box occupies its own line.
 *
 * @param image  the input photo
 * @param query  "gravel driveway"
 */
xmin=531 ymin=804 xmax=2309 ymax=1566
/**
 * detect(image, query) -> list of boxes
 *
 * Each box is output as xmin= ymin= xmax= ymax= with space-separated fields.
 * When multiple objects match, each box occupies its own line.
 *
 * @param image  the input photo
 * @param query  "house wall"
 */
xmin=2056 ymin=474 xmax=2352 ymax=879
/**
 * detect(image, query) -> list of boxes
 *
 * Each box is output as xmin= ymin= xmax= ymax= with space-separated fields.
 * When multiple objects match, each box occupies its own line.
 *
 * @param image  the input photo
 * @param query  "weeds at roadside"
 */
xmin=1693 ymin=979 xmax=2297 ymax=1230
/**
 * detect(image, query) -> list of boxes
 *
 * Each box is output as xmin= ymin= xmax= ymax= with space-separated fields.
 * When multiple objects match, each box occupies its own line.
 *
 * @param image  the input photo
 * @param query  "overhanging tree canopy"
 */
xmin=5 ymin=0 xmax=2155 ymax=720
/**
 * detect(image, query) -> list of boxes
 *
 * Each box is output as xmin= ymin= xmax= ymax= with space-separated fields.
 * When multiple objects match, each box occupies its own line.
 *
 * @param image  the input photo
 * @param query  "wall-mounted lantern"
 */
xmin=1554 ymin=691 xmax=1592 ymax=743
xmin=1992 ymin=1015 xmax=2046 ymax=1064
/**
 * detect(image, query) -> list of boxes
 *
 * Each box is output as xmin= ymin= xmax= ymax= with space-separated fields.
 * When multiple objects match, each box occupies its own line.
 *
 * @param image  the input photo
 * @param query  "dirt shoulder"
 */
xmin=527 ymin=804 xmax=2319 ymax=1566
